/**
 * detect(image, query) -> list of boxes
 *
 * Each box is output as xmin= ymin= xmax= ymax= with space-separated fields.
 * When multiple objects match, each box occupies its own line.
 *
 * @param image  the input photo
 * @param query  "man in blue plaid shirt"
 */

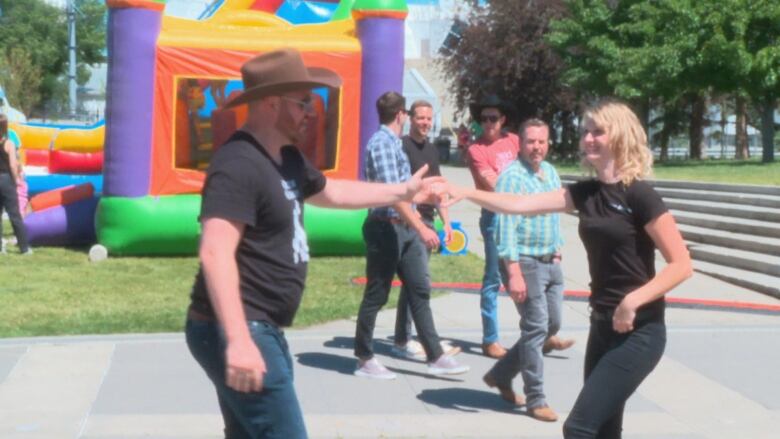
xmin=354 ymin=92 xmax=469 ymax=380
xmin=483 ymin=119 xmax=575 ymax=422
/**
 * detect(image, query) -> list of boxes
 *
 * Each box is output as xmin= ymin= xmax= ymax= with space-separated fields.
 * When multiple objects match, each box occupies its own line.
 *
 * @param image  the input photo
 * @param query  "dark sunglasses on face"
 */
xmin=481 ymin=114 xmax=501 ymax=123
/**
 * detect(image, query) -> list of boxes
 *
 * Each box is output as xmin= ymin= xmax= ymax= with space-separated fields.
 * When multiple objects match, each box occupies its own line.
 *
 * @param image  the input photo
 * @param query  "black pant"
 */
xmin=355 ymin=218 xmax=443 ymax=362
xmin=0 ymin=173 xmax=29 ymax=252
xmin=393 ymin=219 xmax=434 ymax=344
xmin=563 ymin=316 xmax=666 ymax=439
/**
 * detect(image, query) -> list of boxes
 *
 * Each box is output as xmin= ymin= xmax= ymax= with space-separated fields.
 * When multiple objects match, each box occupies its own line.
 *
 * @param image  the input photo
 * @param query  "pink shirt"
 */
xmin=466 ymin=132 xmax=520 ymax=191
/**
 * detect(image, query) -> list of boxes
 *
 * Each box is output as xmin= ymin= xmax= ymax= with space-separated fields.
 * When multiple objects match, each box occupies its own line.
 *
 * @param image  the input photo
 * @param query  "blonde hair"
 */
xmin=581 ymin=100 xmax=653 ymax=185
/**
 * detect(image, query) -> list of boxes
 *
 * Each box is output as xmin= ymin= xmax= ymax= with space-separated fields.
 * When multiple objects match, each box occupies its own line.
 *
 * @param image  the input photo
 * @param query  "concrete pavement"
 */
xmin=0 ymin=165 xmax=778 ymax=438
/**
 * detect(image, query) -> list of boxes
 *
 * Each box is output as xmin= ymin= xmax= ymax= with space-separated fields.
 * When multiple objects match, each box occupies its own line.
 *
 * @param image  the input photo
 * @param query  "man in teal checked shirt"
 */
xmin=483 ymin=118 xmax=575 ymax=422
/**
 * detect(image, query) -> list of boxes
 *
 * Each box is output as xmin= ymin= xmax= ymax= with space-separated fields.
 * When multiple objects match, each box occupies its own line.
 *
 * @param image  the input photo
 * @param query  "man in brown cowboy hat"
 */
xmin=185 ymin=48 xmax=442 ymax=439
xmin=465 ymin=94 xmax=519 ymax=359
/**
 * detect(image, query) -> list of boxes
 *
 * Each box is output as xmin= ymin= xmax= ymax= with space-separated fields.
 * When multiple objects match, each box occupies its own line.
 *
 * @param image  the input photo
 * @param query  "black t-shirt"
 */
xmin=402 ymin=135 xmax=440 ymax=223
xmin=189 ymin=131 xmax=327 ymax=327
xmin=568 ymin=179 xmax=668 ymax=318
xmin=0 ymin=140 xmax=11 ymax=174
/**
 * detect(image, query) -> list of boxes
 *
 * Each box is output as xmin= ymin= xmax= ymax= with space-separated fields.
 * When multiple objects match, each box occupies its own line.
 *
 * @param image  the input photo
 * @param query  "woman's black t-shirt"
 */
xmin=189 ymin=131 xmax=327 ymax=327
xmin=568 ymin=179 xmax=668 ymax=318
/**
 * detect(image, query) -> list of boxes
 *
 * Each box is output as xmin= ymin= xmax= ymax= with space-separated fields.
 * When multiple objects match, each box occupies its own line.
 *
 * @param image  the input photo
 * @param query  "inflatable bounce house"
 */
xmin=88 ymin=0 xmax=413 ymax=256
xmin=10 ymin=121 xmax=105 ymax=245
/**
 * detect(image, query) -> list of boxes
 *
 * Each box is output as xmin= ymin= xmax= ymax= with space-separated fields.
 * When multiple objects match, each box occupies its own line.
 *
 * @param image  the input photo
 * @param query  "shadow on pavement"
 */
xmin=417 ymin=387 xmax=526 ymax=414
xmin=296 ymin=352 xmax=355 ymax=375
xmin=296 ymin=351 xmax=466 ymax=382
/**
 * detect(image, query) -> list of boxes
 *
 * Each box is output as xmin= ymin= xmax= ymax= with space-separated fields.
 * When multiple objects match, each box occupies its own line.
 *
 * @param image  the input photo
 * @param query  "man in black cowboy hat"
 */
xmin=185 ymin=48 xmax=441 ymax=439
xmin=465 ymin=94 xmax=520 ymax=359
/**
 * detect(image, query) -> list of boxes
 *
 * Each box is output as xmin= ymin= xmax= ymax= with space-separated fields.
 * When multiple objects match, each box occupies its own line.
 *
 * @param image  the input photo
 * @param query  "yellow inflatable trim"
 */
xmin=9 ymin=123 xmax=57 ymax=150
xmin=52 ymin=126 xmax=105 ymax=152
xmin=159 ymin=14 xmax=358 ymax=52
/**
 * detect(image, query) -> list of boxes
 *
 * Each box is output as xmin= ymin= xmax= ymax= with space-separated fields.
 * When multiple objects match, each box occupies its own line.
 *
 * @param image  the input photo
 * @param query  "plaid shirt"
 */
xmin=495 ymin=160 xmax=563 ymax=260
xmin=364 ymin=125 xmax=410 ymax=218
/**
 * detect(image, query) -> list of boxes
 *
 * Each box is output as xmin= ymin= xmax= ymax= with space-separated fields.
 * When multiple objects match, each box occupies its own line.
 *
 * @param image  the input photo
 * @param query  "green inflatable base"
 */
xmin=96 ymin=196 xmax=367 ymax=256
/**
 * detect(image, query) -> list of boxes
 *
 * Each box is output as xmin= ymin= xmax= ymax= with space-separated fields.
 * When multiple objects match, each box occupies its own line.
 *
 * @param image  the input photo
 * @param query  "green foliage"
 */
xmin=0 ymin=48 xmax=43 ymax=115
xmin=0 ymin=0 xmax=106 ymax=115
xmin=548 ymin=0 xmax=780 ymax=161
xmin=437 ymin=0 xmax=578 ymax=154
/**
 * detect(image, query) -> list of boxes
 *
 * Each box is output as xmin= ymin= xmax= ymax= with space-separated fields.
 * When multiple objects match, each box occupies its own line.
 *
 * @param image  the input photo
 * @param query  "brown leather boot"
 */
xmin=542 ymin=336 xmax=575 ymax=354
xmin=481 ymin=342 xmax=507 ymax=359
xmin=483 ymin=372 xmax=525 ymax=406
xmin=529 ymin=405 xmax=558 ymax=422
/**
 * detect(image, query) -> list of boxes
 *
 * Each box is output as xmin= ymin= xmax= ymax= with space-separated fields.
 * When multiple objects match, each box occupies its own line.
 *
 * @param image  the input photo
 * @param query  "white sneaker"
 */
xmin=391 ymin=340 xmax=425 ymax=360
xmin=440 ymin=340 xmax=462 ymax=356
xmin=428 ymin=354 xmax=469 ymax=376
xmin=354 ymin=357 xmax=397 ymax=380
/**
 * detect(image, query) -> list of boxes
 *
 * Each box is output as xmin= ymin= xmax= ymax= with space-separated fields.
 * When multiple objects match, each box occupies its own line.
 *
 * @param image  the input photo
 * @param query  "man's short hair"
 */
xmin=519 ymin=118 xmax=549 ymax=140
xmin=409 ymin=100 xmax=433 ymax=118
xmin=377 ymin=92 xmax=406 ymax=124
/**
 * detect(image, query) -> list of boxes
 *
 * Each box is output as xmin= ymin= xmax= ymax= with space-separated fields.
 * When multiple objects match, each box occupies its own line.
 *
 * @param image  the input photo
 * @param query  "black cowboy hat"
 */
xmin=468 ymin=94 xmax=514 ymax=121
xmin=224 ymin=48 xmax=342 ymax=109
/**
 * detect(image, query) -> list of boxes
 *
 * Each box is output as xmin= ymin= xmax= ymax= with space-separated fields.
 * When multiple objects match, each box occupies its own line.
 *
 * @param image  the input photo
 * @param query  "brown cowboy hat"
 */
xmin=224 ymin=48 xmax=342 ymax=109
xmin=468 ymin=94 xmax=515 ymax=121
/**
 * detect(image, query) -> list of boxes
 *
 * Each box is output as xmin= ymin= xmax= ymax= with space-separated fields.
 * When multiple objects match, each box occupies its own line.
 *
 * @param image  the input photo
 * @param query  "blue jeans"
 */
xmin=185 ymin=318 xmax=307 ymax=439
xmin=356 ymin=219 xmax=443 ymax=361
xmin=563 ymin=316 xmax=666 ymax=439
xmin=479 ymin=209 xmax=501 ymax=344
xmin=488 ymin=257 xmax=564 ymax=409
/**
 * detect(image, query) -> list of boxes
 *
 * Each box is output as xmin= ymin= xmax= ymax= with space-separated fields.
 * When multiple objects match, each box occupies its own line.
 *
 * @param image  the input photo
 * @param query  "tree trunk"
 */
xmin=760 ymin=100 xmax=776 ymax=163
xmin=735 ymin=96 xmax=749 ymax=159
xmin=659 ymin=124 xmax=670 ymax=162
xmin=719 ymin=102 xmax=727 ymax=158
xmin=689 ymin=95 xmax=706 ymax=160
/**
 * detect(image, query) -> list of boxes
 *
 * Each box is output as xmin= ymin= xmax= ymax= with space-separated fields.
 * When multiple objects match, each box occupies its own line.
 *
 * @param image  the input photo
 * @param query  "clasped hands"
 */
xmin=407 ymin=165 xmax=467 ymax=208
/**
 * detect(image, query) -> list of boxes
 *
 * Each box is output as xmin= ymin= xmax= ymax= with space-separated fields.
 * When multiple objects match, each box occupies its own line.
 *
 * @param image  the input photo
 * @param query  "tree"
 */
xmin=548 ymin=0 xmax=752 ymax=159
xmin=0 ymin=0 xmax=106 ymax=116
xmin=741 ymin=0 xmax=780 ymax=163
xmin=438 ymin=0 xmax=579 ymax=157
xmin=0 ymin=48 xmax=42 ymax=116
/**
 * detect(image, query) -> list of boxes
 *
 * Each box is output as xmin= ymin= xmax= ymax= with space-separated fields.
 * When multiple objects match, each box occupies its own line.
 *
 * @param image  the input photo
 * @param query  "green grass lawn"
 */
xmin=554 ymin=158 xmax=780 ymax=186
xmin=0 ymin=240 xmax=484 ymax=337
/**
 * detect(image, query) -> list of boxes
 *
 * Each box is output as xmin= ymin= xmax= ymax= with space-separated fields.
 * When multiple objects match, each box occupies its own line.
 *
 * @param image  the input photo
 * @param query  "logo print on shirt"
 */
xmin=281 ymin=179 xmax=309 ymax=264
xmin=608 ymin=202 xmax=633 ymax=215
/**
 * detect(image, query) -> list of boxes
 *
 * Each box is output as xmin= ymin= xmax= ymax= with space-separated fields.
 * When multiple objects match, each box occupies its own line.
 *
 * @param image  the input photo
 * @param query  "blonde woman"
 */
xmin=447 ymin=100 xmax=692 ymax=438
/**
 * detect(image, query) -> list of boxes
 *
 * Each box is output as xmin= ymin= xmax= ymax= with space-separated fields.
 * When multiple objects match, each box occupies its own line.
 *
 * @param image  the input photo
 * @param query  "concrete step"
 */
xmin=690 ymin=259 xmax=780 ymax=300
xmin=686 ymin=242 xmax=780 ymax=278
xmin=656 ymin=187 xmax=780 ymax=209
xmin=672 ymin=210 xmax=780 ymax=239
xmin=665 ymin=200 xmax=780 ymax=223
xmin=678 ymin=224 xmax=780 ymax=256
xmin=649 ymin=179 xmax=780 ymax=196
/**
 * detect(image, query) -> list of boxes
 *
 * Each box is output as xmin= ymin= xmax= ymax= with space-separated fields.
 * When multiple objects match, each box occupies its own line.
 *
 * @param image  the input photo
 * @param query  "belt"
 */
xmin=188 ymin=308 xmax=216 ymax=322
xmin=369 ymin=216 xmax=405 ymax=225
xmin=531 ymin=253 xmax=557 ymax=263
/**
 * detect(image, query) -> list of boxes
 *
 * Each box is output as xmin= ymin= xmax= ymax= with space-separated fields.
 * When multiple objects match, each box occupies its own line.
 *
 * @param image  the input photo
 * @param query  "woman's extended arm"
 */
xmin=612 ymin=212 xmax=693 ymax=333
xmin=448 ymin=185 xmax=575 ymax=216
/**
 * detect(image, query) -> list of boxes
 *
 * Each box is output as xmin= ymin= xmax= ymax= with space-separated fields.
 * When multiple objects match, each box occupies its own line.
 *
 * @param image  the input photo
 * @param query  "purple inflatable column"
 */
xmin=103 ymin=0 xmax=166 ymax=197
xmin=353 ymin=1 xmax=408 ymax=179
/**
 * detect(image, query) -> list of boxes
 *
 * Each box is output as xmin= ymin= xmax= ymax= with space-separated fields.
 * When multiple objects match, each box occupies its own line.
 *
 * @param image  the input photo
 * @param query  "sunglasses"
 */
xmin=480 ymin=114 xmax=501 ymax=123
xmin=281 ymin=95 xmax=314 ymax=112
